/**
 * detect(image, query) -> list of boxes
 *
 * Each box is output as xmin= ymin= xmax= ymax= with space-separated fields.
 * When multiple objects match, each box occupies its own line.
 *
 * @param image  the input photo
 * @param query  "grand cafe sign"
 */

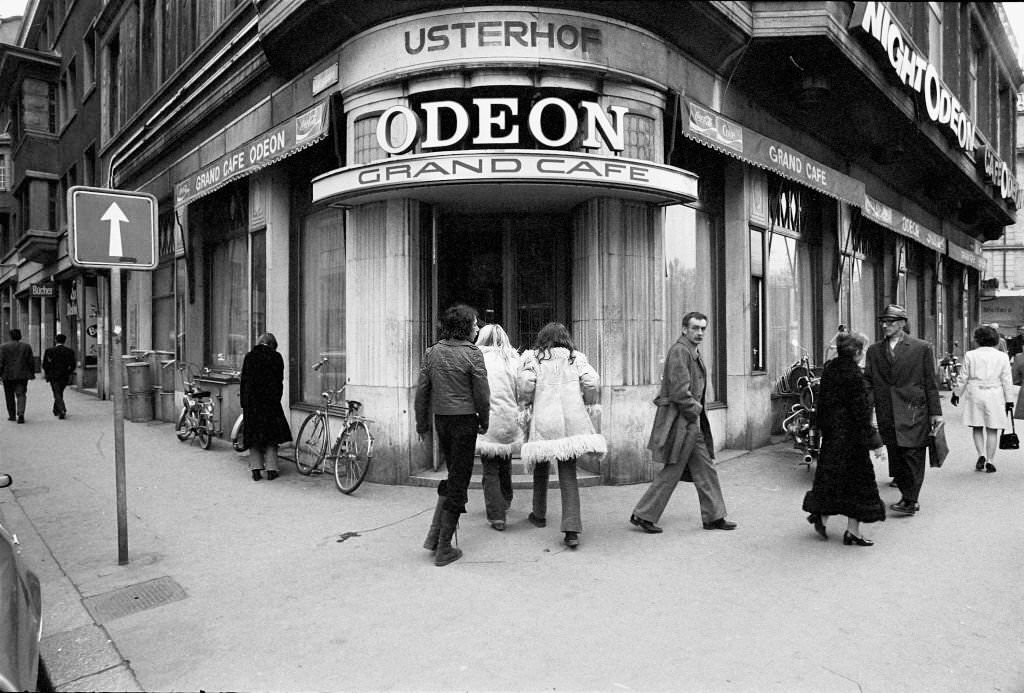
xmin=313 ymin=96 xmax=697 ymax=206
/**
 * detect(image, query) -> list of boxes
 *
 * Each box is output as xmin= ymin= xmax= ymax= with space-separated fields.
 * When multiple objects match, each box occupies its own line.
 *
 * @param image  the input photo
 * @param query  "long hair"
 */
xmin=439 ymin=304 xmax=478 ymax=341
xmin=476 ymin=323 xmax=518 ymax=364
xmin=533 ymin=322 xmax=575 ymax=363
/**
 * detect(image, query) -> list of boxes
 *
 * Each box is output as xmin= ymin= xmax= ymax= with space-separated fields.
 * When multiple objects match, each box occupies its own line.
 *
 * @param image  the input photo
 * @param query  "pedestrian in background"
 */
xmin=1008 ymin=324 xmax=1024 ymax=360
xmin=42 ymin=333 xmax=76 ymax=419
xmin=951 ymin=324 xmax=1014 ymax=474
xmin=239 ymin=332 xmax=293 ymax=482
xmin=630 ymin=311 xmax=737 ymax=534
xmin=802 ymin=332 xmax=887 ymax=546
xmin=415 ymin=304 xmax=490 ymax=566
xmin=0 ymin=328 xmax=35 ymax=424
xmin=1011 ymin=346 xmax=1024 ymax=419
xmin=474 ymin=323 xmax=522 ymax=531
xmin=990 ymin=323 xmax=1009 ymax=355
xmin=518 ymin=322 xmax=605 ymax=549
xmin=863 ymin=304 xmax=942 ymax=516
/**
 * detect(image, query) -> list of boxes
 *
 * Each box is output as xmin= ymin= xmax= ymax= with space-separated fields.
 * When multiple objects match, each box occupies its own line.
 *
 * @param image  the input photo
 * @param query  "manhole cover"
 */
xmin=83 ymin=576 xmax=187 ymax=622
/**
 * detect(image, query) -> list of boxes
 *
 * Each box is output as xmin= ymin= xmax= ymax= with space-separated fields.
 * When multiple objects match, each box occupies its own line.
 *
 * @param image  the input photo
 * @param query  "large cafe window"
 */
xmin=298 ymin=207 xmax=345 ymax=404
xmin=197 ymin=182 xmax=250 ymax=370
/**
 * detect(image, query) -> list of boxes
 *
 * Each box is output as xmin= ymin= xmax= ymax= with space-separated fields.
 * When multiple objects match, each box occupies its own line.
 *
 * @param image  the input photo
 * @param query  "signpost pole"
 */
xmin=110 ymin=266 xmax=129 ymax=565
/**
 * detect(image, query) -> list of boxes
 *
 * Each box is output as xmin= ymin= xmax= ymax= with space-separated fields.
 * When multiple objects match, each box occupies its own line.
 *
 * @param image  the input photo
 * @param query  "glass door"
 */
xmin=436 ymin=213 xmax=570 ymax=351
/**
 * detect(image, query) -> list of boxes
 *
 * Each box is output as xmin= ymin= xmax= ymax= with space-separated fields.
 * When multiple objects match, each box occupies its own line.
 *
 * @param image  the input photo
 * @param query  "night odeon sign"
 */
xmin=313 ymin=97 xmax=699 ymax=207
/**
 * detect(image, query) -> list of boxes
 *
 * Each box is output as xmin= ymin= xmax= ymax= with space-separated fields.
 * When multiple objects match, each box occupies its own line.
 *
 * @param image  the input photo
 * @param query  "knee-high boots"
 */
xmin=434 ymin=509 xmax=462 ymax=567
xmin=422 ymin=497 xmax=445 ymax=551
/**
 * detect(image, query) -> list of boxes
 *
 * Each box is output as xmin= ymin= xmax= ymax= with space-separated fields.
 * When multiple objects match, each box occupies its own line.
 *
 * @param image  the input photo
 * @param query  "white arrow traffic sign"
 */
xmin=101 ymin=202 xmax=129 ymax=257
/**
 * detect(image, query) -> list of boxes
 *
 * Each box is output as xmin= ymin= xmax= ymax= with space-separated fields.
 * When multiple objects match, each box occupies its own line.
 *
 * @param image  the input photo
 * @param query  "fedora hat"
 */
xmin=878 ymin=304 xmax=908 ymax=321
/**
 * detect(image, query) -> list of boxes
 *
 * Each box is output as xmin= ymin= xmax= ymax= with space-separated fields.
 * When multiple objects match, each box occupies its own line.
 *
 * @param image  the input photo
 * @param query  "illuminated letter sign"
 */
xmin=849 ymin=1 xmax=975 ymax=153
xmin=376 ymin=97 xmax=627 ymax=153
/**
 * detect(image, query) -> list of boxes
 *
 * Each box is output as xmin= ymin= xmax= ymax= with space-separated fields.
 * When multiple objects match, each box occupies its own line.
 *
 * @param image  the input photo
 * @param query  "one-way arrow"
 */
xmin=101 ymin=202 xmax=129 ymax=257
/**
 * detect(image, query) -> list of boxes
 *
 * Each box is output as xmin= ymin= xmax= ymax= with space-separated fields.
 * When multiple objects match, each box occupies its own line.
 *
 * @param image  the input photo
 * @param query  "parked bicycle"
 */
xmin=164 ymin=360 xmax=216 ymax=449
xmin=293 ymin=358 xmax=375 ymax=494
xmin=781 ymin=351 xmax=822 ymax=469
xmin=939 ymin=343 xmax=963 ymax=391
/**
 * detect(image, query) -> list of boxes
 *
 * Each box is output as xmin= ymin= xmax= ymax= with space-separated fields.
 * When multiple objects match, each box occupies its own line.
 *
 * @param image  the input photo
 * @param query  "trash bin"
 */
xmin=125 ymin=362 xmax=153 ymax=394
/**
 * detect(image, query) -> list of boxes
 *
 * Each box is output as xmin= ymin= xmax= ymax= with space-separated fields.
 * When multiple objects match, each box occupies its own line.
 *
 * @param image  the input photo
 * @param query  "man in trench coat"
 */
xmin=863 ymin=304 xmax=942 ymax=515
xmin=629 ymin=311 xmax=736 ymax=533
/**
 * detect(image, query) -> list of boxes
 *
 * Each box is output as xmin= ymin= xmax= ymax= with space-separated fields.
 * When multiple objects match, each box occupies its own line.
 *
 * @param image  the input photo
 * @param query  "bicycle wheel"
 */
xmin=294 ymin=413 xmax=327 ymax=475
xmin=175 ymin=407 xmax=191 ymax=441
xmin=333 ymin=421 xmax=372 ymax=494
xmin=196 ymin=414 xmax=212 ymax=449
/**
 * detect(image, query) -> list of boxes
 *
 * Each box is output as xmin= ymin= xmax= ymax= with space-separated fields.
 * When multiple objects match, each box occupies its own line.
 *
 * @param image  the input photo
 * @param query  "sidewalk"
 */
xmin=1 ymin=381 xmax=1022 ymax=692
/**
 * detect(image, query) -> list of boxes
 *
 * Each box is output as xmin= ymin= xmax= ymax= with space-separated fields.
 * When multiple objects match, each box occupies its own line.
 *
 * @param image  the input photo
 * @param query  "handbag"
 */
xmin=999 ymin=412 xmax=1020 ymax=450
xmin=927 ymin=420 xmax=949 ymax=468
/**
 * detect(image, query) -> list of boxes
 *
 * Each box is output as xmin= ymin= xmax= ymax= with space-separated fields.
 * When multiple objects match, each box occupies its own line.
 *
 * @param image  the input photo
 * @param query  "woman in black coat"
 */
xmin=802 ymin=332 xmax=887 ymax=546
xmin=240 ymin=333 xmax=293 ymax=481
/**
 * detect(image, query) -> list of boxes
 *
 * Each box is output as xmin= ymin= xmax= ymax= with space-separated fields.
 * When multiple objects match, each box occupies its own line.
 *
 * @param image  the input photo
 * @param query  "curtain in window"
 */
xmin=300 ymin=208 xmax=345 ymax=403
xmin=151 ymin=263 xmax=175 ymax=352
xmin=841 ymin=256 xmax=876 ymax=338
xmin=664 ymin=205 xmax=720 ymax=403
xmin=767 ymin=233 xmax=813 ymax=379
xmin=207 ymin=235 xmax=248 ymax=369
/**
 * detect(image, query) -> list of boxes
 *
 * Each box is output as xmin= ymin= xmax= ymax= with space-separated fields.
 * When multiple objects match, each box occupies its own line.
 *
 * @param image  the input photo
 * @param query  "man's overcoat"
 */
xmin=863 ymin=333 xmax=941 ymax=448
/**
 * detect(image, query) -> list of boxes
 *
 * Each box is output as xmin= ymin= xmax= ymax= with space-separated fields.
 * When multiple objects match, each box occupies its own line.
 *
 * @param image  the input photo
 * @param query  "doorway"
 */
xmin=436 ymin=213 xmax=571 ymax=350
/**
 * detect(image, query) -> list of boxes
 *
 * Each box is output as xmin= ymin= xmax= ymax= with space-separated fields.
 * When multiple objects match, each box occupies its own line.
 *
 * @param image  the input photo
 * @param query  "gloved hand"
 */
xmin=1007 ymin=402 xmax=1015 ymax=415
xmin=950 ymin=394 xmax=959 ymax=407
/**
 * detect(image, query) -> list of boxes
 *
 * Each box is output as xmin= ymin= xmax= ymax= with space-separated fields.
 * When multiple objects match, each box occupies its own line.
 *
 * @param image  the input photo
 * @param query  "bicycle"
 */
xmin=164 ymin=360 xmax=216 ymax=449
xmin=293 ymin=359 xmax=375 ymax=494
xmin=780 ymin=351 xmax=822 ymax=469
xmin=939 ymin=343 xmax=963 ymax=391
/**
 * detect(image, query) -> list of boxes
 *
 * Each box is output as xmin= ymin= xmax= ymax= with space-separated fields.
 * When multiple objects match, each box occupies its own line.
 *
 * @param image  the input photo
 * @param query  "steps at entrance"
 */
xmin=407 ymin=457 xmax=602 ymax=488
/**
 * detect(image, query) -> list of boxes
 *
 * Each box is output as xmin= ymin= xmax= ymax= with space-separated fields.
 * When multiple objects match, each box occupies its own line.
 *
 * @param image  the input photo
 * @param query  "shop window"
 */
xmin=750 ymin=227 xmax=765 ymax=371
xmin=838 ymin=213 xmax=883 ymax=339
xmin=664 ymin=204 xmax=724 ymax=402
xmin=199 ymin=183 xmax=250 ymax=370
xmin=251 ymin=229 xmax=266 ymax=343
xmin=152 ymin=262 xmax=175 ymax=353
xmin=767 ymin=232 xmax=814 ymax=378
xmin=298 ymin=207 xmax=345 ymax=404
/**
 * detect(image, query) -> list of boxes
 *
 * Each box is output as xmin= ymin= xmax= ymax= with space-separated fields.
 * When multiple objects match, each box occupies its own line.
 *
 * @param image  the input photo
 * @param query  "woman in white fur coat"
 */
xmin=475 ymin=324 xmax=522 ymax=531
xmin=518 ymin=322 xmax=606 ymax=549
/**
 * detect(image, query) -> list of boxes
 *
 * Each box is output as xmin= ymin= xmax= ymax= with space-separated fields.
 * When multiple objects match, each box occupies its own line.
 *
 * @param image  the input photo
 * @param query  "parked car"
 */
xmin=0 ymin=473 xmax=51 ymax=692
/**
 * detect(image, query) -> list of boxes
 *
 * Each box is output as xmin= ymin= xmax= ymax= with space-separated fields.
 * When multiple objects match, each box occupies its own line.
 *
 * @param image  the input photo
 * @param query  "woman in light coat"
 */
xmin=475 ymin=324 xmax=522 ymax=531
xmin=952 ymin=324 xmax=1015 ymax=473
xmin=518 ymin=322 xmax=606 ymax=548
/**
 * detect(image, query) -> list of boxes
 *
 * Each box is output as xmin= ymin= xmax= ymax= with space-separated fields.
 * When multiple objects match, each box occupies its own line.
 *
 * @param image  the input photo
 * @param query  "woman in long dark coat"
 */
xmin=802 ymin=332 xmax=887 ymax=546
xmin=240 ymin=333 xmax=293 ymax=481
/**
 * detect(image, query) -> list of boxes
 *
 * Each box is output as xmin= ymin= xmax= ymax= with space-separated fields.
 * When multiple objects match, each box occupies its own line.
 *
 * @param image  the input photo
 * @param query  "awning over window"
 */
xmin=681 ymin=98 xmax=865 ymax=208
xmin=862 ymin=194 xmax=945 ymax=255
xmin=174 ymin=100 xmax=330 ymax=207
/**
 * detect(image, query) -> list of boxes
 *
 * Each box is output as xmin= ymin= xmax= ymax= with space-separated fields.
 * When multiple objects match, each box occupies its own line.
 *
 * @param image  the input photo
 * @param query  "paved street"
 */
xmin=1 ymin=381 xmax=1022 ymax=692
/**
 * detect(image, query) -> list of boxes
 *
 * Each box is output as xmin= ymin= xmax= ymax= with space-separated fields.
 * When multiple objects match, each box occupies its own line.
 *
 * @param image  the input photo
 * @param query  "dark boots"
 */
xmin=434 ymin=510 xmax=462 ymax=567
xmin=422 ymin=497 xmax=445 ymax=551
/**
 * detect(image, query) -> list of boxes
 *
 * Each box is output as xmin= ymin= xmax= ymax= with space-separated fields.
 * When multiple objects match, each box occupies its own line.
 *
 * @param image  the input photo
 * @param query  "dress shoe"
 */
xmin=807 ymin=513 xmax=828 ymax=540
xmin=703 ymin=517 xmax=737 ymax=530
xmin=251 ymin=469 xmax=262 ymax=481
xmin=16 ymin=415 xmax=24 ymax=424
xmin=976 ymin=456 xmax=986 ymax=472
xmin=563 ymin=531 xmax=579 ymax=548
xmin=58 ymin=413 xmax=65 ymax=419
xmin=527 ymin=512 xmax=546 ymax=528
xmin=889 ymin=500 xmax=918 ymax=515
xmin=985 ymin=462 xmax=997 ymax=473
xmin=843 ymin=530 xmax=874 ymax=546
xmin=267 ymin=470 xmax=279 ymax=481
xmin=7 ymin=416 xmax=14 ymax=422
xmin=630 ymin=513 xmax=663 ymax=534
xmin=490 ymin=520 xmax=506 ymax=531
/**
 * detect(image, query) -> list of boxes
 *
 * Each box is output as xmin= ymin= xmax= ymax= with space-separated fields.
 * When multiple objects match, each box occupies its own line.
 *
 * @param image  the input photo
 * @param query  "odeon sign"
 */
xmin=376 ymin=97 xmax=627 ymax=154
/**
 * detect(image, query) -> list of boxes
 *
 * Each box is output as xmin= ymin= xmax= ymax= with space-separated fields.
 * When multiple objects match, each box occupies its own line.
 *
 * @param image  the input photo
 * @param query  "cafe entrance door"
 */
xmin=435 ymin=213 xmax=571 ymax=350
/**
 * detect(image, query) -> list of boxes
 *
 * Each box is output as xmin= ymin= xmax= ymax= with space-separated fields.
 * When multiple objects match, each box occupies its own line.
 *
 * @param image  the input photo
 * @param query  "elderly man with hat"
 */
xmin=863 ymin=304 xmax=942 ymax=516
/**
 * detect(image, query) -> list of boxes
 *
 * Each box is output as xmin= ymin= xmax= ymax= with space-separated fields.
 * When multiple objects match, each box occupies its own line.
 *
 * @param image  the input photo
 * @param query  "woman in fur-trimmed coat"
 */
xmin=518 ymin=322 xmax=606 ymax=549
xmin=475 ymin=324 xmax=523 ymax=531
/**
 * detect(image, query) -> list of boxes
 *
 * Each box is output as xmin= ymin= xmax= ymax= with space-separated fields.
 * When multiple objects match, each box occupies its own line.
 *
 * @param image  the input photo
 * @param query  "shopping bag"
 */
xmin=927 ymin=421 xmax=949 ymax=468
xmin=1000 ymin=413 xmax=1019 ymax=450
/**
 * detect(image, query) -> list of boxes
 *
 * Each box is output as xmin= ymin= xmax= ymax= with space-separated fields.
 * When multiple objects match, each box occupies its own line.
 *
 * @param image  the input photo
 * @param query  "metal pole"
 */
xmin=110 ymin=266 xmax=129 ymax=565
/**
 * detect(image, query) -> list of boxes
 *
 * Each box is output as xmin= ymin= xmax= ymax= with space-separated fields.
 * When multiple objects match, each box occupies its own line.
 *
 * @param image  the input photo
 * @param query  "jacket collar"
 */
xmin=677 ymin=336 xmax=701 ymax=358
